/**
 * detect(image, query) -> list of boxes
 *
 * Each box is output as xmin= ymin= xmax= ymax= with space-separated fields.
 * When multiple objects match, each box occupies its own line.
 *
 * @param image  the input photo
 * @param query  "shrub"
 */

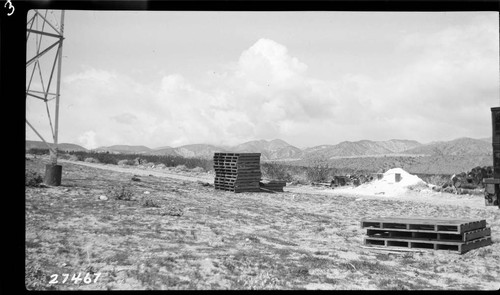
xmin=191 ymin=167 xmax=204 ymax=173
xmin=118 ymin=159 xmax=135 ymax=166
xmin=155 ymin=163 xmax=166 ymax=169
xmin=93 ymin=153 xmax=118 ymax=165
xmin=304 ymin=156 xmax=331 ymax=183
xmin=261 ymin=162 xmax=292 ymax=181
xmin=84 ymin=157 xmax=100 ymax=163
xmin=134 ymin=157 xmax=147 ymax=165
xmin=57 ymin=153 xmax=71 ymax=160
xmin=161 ymin=206 xmax=184 ymax=216
xmin=27 ymin=148 xmax=50 ymax=155
xmin=142 ymin=197 xmax=161 ymax=208
xmin=68 ymin=154 xmax=79 ymax=161
xmin=174 ymin=165 xmax=188 ymax=171
xmin=108 ymin=185 xmax=134 ymax=201
xmin=417 ymin=174 xmax=451 ymax=186
xmin=144 ymin=162 xmax=156 ymax=168
xmin=26 ymin=170 xmax=43 ymax=187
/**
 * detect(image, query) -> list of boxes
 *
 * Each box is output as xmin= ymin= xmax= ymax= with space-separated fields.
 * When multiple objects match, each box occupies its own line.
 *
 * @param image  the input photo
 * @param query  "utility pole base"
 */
xmin=44 ymin=164 xmax=62 ymax=186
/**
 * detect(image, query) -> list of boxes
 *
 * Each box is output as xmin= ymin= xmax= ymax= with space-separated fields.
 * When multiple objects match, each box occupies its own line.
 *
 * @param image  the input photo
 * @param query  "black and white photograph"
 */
xmin=18 ymin=0 xmax=500 ymax=290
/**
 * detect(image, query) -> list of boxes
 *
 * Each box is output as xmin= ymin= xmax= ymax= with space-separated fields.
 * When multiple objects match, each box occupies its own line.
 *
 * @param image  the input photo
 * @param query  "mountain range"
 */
xmin=26 ymin=137 xmax=492 ymax=160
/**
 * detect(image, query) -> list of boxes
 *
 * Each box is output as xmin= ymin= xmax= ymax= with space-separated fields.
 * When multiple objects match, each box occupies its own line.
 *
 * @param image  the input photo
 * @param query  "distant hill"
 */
xmin=95 ymin=145 xmax=152 ymax=154
xmin=379 ymin=139 xmax=422 ymax=153
xmin=26 ymin=137 xmax=492 ymax=162
xmin=26 ymin=140 xmax=87 ymax=152
xmin=402 ymin=137 xmax=491 ymax=156
xmin=302 ymin=139 xmax=422 ymax=159
xmin=232 ymin=139 xmax=302 ymax=160
xmin=173 ymin=144 xmax=228 ymax=159
xmin=146 ymin=146 xmax=178 ymax=156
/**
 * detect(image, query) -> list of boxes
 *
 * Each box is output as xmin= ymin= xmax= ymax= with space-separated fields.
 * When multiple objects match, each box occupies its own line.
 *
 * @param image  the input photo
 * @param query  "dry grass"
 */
xmin=25 ymin=157 xmax=500 ymax=290
xmin=25 ymin=169 xmax=44 ymax=187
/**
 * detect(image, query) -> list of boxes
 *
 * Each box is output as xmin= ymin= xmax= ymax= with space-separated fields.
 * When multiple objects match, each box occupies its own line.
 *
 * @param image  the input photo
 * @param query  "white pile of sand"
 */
xmin=335 ymin=168 xmax=429 ymax=197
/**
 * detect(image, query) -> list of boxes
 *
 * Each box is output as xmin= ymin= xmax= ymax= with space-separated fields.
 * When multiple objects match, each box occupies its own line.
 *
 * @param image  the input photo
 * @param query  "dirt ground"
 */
xmin=25 ymin=156 xmax=500 ymax=290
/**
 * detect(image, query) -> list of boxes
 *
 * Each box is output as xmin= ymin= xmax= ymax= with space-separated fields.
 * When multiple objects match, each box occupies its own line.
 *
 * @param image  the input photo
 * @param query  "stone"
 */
xmin=99 ymin=195 xmax=108 ymax=201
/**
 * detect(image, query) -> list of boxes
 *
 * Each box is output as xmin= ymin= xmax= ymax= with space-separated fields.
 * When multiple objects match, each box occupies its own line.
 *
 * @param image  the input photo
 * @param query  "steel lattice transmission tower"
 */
xmin=26 ymin=10 xmax=65 ymax=185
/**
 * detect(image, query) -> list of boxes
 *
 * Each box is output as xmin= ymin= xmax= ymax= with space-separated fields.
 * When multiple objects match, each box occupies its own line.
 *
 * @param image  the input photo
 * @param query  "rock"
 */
xmin=99 ymin=195 xmax=108 ymax=201
xmin=144 ymin=191 xmax=150 ymax=194
xmin=131 ymin=176 xmax=141 ymax=181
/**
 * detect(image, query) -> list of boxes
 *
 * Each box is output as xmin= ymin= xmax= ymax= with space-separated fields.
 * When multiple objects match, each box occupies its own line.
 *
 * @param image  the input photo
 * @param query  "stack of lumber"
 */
xmin=213 ymin=153 xmax=262 ymax=193
xmin=259 ymin=180 xmax=286 ymax=192
xmin=453 ymin=166 xmax=493 ymax=189
xmin=360 ymin=217 xmax=492 ymax=254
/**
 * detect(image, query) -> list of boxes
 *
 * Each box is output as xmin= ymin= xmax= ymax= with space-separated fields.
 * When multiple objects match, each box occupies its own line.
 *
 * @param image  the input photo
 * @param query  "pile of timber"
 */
xmin=259 ymin=180 xmax=286 ymax=192
xmin=361 ymin=217 xmax=492 ymax=254
xmin=213 ymin=153 xmax=262 ymax=193
xmin=452 ymin=166 xmax=493 ymax=189
xmin=431 ymin=166 xmax=493 ymax=194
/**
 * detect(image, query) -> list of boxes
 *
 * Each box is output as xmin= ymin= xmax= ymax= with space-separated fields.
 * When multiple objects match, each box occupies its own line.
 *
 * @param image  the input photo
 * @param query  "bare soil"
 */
xmin=25 ymin=156 xmax=500 ymax=290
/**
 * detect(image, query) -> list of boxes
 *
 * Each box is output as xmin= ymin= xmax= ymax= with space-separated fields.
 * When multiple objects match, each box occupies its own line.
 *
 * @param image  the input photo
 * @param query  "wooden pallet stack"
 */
xmin=259 ymin=180 xmax=286 ymax=192
xmin=213 ymin=153 xmax=262 ymax=193
xmin=360 ymin=217 xmax=492 ymax=254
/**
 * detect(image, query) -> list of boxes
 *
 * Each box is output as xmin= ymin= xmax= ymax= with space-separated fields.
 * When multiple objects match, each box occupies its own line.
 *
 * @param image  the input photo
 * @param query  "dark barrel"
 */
xmin=44 ymin=164 xmax=62 ymax=186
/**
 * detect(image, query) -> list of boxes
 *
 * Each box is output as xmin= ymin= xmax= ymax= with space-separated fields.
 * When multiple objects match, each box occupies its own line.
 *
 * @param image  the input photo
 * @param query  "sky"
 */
xmin=25 ymin=11 xmax=499 ymax=150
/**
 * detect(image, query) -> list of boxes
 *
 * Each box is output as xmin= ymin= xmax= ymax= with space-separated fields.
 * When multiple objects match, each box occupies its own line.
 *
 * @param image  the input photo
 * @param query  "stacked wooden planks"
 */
xmin=360 ymin=217 xmax=492 ymax=254
xmin=259 ymin=180 xmax=286 ymax=192
xmin=213 ymin=153 xmax=262 ymax=193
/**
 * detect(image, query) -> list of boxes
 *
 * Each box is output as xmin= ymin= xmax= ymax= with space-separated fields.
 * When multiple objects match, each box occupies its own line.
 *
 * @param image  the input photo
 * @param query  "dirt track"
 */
xmin=58 ymin=159 xmax=214 ymax=183
xmin=60 ymin=159 xmax=490 ymax=210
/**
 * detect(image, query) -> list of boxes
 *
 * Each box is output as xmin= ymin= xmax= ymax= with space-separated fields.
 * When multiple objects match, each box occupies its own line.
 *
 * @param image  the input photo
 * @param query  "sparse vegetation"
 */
xmin=25 ymin=156 xmax=500 ymax=290
xmin=68 ymin=154 xmax=79 ymax=161
xmin=25 ymin=170 xmax=43 ymax=187
xmin=161 ymin=206 xmax=184 ymax=216
xmin=142 ymin=197 xmax=161 ymax=208
xmin=174 ymin=165 xmax=188 ymax=171
xmin=304 ymin=156 xmax=331 ymax=182
xmin=84 ymin=157 xmax=100 ymax=163
xmin=108 ymin=184 xmax=134 ymax=201
xmin=26 ymin=147 xmax=492 ymax=187
xmin=191 ymin=167 xmax=204 ymax=173
xmin=118 ymin=159 xmax=135 ymax=166
xmin=261 ymin=162 xmax=293 ymax=181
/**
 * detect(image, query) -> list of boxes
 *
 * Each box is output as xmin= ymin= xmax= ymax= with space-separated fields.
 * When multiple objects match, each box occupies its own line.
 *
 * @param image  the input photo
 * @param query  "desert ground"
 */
xmin=25 ymin=156 xmax=500 ymax=290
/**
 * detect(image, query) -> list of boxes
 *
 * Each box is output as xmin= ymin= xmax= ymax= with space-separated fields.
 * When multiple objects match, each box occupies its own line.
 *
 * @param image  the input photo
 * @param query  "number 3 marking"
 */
xmin=4 ymin=0 xmax=15 ymax=16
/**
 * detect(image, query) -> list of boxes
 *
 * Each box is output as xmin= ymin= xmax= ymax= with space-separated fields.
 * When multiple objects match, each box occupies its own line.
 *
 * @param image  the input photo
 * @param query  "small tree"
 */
xmin=304 ymin=155 xmax=331 ymax=183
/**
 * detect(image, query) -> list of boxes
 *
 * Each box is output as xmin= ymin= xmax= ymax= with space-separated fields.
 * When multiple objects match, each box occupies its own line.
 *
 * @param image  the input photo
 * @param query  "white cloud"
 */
xmin=237 ymin=38 xmax=308 ymax=85
xmin=34 ymin=22 xmax=497 ymax=149
xmin=78 ymin=130 xmax=98 ymax=150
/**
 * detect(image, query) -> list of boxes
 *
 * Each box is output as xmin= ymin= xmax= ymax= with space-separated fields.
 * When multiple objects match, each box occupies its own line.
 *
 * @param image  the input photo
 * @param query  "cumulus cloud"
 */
xmin=362 ymin=18 xmax=499 ymax=141
xmin=78 ymin=130 xmax=98 ymax=150
xmin=237 ymin=38 xmax=308 ymax=85
xmin=30 ymin=21 xmax=497 ymax=149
